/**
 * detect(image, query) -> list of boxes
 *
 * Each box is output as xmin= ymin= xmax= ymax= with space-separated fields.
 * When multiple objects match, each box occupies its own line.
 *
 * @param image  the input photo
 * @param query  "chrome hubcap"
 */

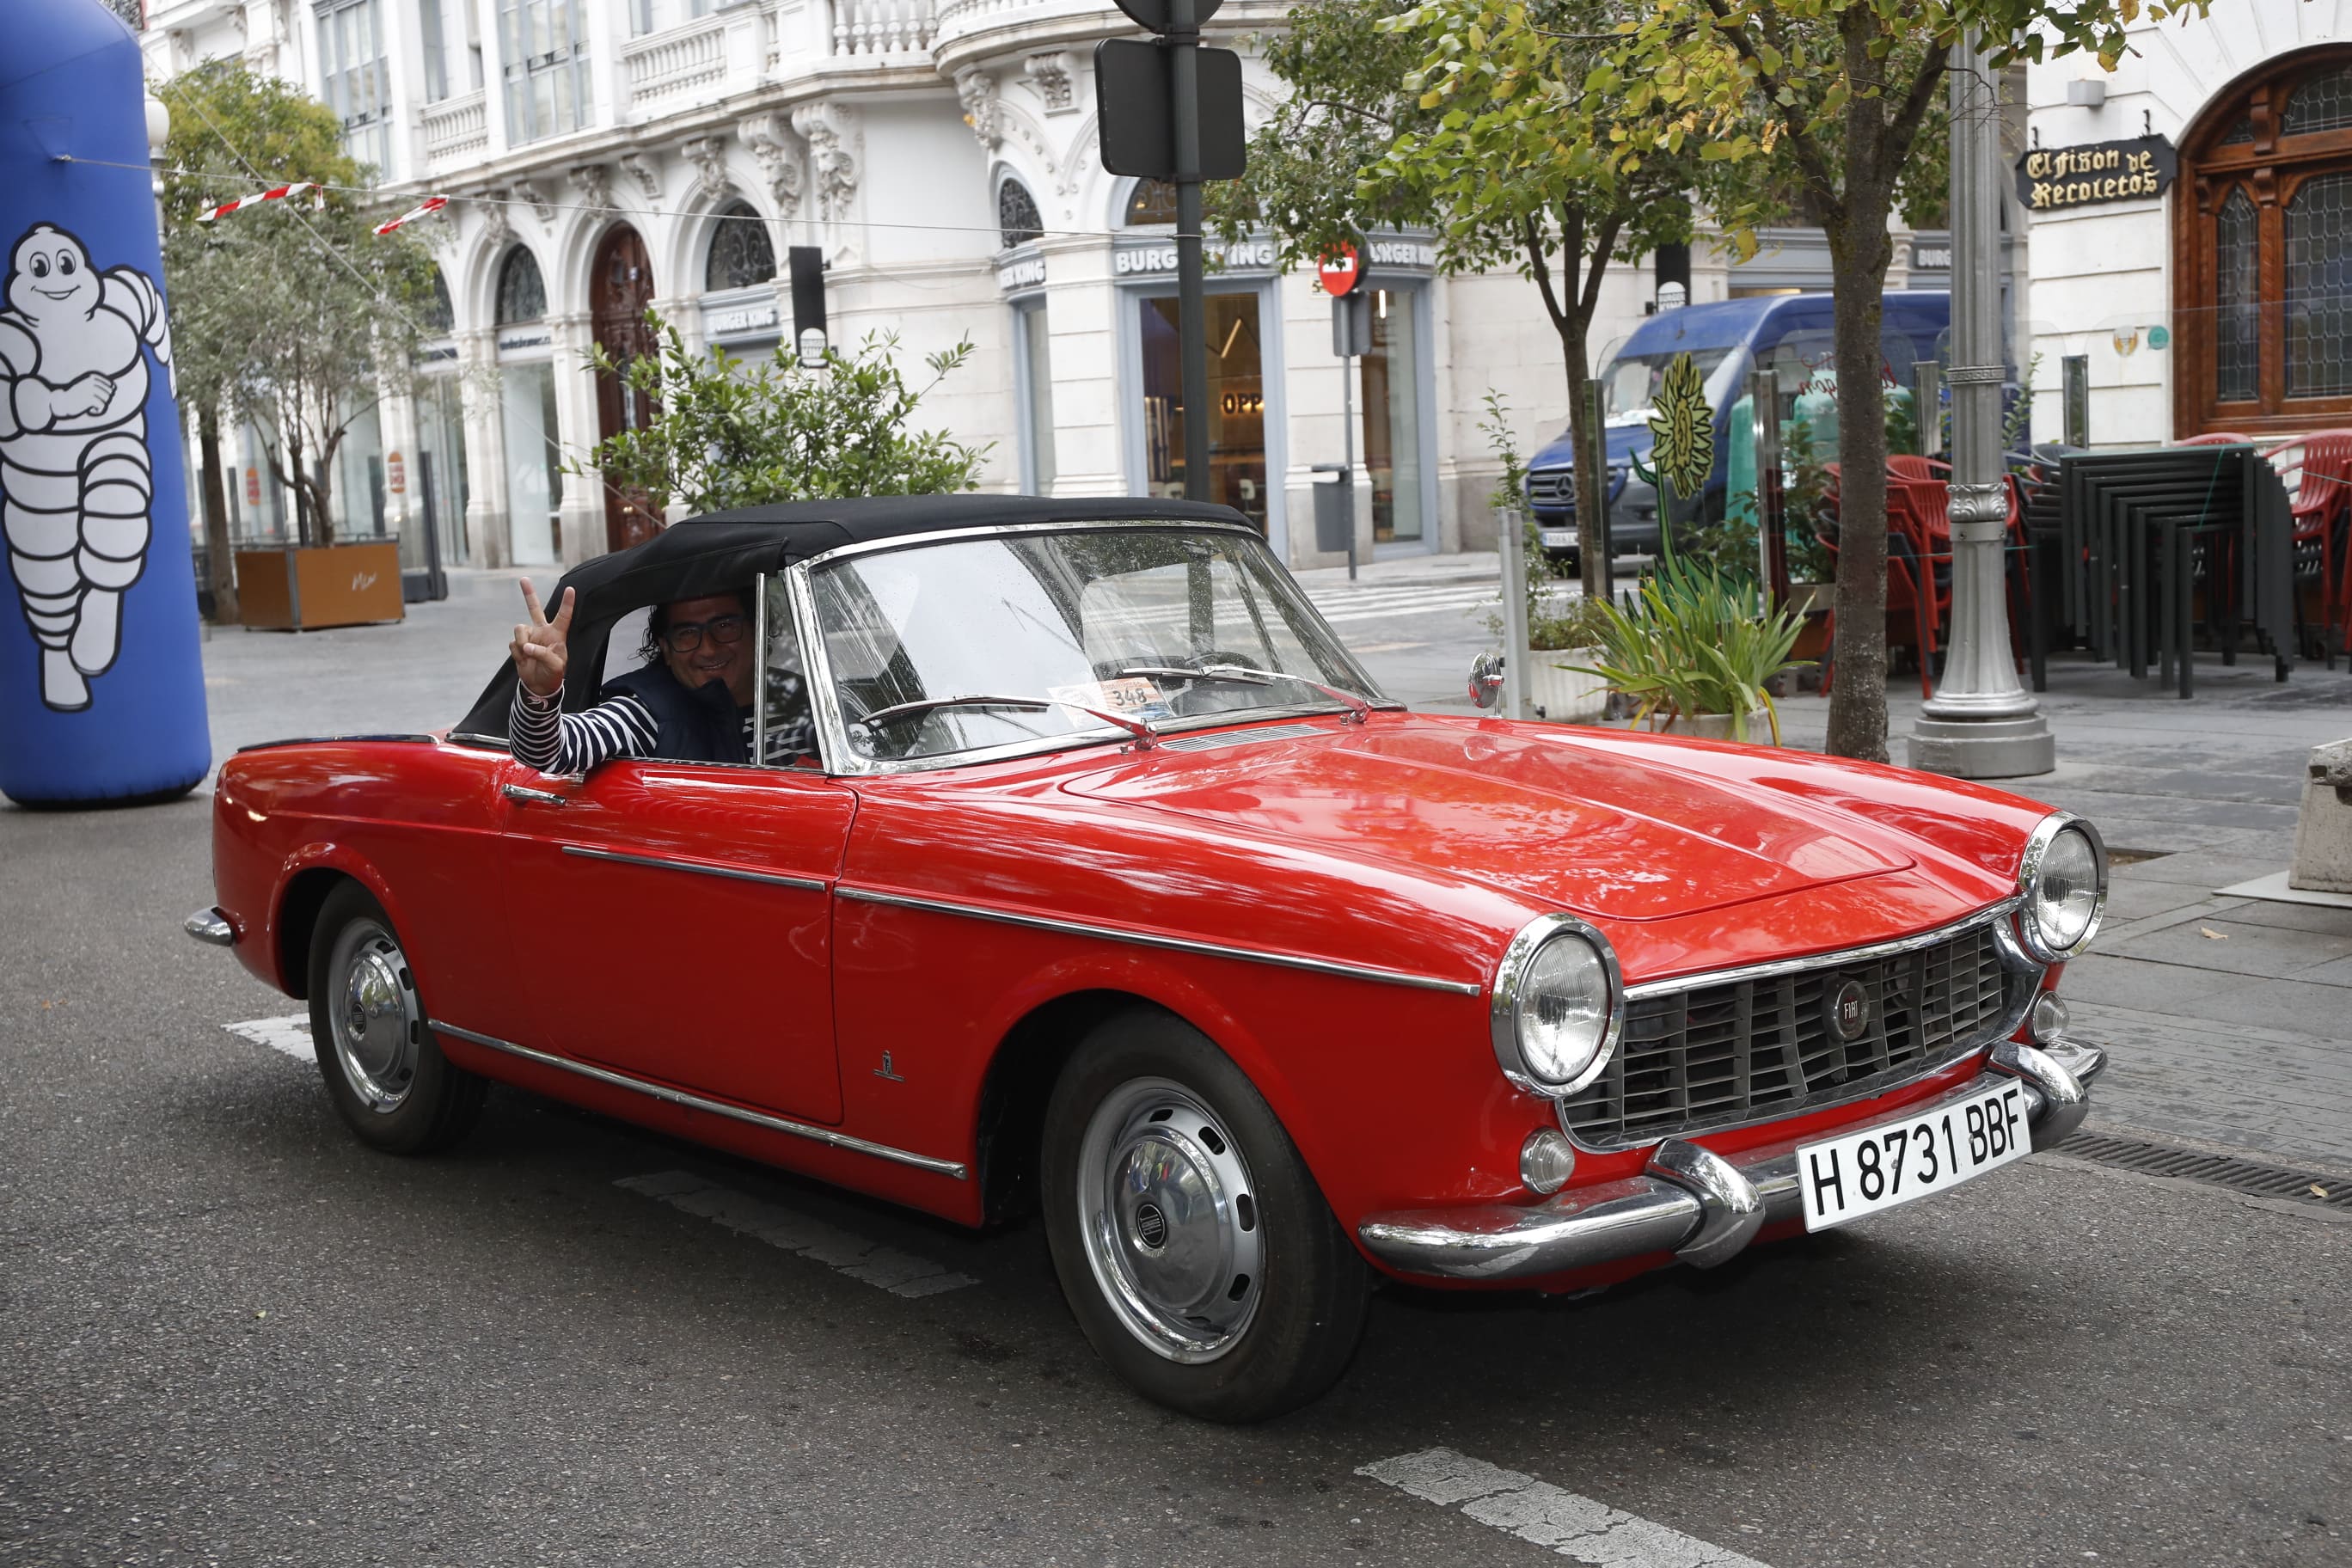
xmin=328 ymin=920 xmax=420 ymax=1113
xmin=1076 ymin=1077 xmax=1263 ymax=1364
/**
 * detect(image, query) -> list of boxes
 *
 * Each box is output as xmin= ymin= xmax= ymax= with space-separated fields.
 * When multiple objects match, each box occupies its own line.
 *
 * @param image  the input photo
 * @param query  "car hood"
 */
xmin=1063 ymin=717 xmax=1916 ymax=922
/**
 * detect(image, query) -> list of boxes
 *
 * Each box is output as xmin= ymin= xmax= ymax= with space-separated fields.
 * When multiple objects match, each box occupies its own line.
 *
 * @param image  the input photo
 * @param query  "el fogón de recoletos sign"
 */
xmin=2014 ymin=136 xmax=2177 ymax=211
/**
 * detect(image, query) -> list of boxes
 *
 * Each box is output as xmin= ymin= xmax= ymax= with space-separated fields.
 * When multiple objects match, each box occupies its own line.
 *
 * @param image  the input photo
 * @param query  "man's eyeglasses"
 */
xmin=664 ymin=614 xmax=748 ymax=652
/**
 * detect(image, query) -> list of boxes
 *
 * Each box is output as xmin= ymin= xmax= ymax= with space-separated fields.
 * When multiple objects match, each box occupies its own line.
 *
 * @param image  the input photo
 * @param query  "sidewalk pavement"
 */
xmin=182 ymin=554 xmax=2352 ymax=1171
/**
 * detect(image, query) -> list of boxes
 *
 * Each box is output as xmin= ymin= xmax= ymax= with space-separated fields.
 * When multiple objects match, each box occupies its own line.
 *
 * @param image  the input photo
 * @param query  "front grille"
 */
xmin=1562 ymin=919 xmax=2015 ymax=1149
xmin=1524 ymin=470 xmax=1573 ymax=507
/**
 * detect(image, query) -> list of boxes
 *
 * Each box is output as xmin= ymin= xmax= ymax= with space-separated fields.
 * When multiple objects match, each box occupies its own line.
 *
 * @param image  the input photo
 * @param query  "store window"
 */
xmin=705 ymin=201 xmax=775 ymax=291
xmin=499 ymin=0 xmax=591 ymax=146
xmin=1141 ymin=294 xmax=1265 ymax=530
xmin=2177 ymin=49 xmax=2352 ymax=435
xmin=315 ymin=0 xmax=392 ymax=174
xmin=1359 ymin=288 xmax=1425 ymax=545
xmin=495 ymin=245 xmax=560 ymax=566
xmin=1000 ymin=180 xmax=1044 ymax=248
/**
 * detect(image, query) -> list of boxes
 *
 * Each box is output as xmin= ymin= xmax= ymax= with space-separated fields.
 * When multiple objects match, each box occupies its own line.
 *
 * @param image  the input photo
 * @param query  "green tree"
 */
xmin=1210 ymin=0 xmax=1709 ymax=603
xmin=159 ymin=60 xmax=438 ymax=581
xmin=1593 ymin=0 xmax=2178 ymax=759
xmin=576 ymin=318 xmax=989 ymax=515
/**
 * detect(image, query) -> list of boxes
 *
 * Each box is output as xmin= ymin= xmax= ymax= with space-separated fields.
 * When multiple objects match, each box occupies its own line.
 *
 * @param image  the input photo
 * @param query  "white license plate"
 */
xmin=1796 ymin=1080 xmax=2032 ymax=1230
xmin=1540 ymin=528 xmax=1578 ymax=548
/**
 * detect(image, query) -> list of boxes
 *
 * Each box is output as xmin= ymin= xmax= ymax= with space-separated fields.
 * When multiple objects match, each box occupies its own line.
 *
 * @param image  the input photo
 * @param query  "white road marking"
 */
xmin=1358 ymin=1448 xmax=1772 ymax=1568
xmin=225 ymin=1014 xmax=315 ymax=1063
xmin=616 ymin=1169 xmax=977 ymax=1299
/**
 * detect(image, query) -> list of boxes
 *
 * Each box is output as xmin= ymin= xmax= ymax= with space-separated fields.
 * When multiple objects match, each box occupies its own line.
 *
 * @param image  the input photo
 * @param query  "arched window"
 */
xmin=704 ymin=200 xmax=775 ymax=292
xmin=998 ymin=179 xmax=1043 ymax=248
xmin=1124 ymin=178 xmax=1178 ymax=226
xmin=2177 ymin=48 xmax=2352 ymax=435
xmin=422 ymin=266 xmax=456 ymax=334
xmin=495 ymin=245 xmax=546 ymax=324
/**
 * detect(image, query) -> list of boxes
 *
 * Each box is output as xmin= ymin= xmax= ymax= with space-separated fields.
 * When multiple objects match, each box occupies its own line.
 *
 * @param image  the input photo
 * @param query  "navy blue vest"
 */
xmin=601 ymin=662 xmax=747 ymax=765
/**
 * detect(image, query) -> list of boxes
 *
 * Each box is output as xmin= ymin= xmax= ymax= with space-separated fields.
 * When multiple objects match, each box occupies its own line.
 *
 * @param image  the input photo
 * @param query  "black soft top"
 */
xmin=453 ymin=494 xmax=1251 ymax=738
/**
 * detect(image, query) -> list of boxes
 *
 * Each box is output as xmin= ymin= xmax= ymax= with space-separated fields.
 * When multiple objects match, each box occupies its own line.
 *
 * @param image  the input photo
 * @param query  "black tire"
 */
xmin=1040 ymin=1009 xmax=1369 ymax=1423
xmin=306 ymin=881 xmax=486 ymax=1155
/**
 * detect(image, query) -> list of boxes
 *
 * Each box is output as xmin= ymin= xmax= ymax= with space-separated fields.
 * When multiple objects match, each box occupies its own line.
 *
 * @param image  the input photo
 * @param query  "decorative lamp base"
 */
xmin=1906 ymin=714 xmax=2055 ymax=779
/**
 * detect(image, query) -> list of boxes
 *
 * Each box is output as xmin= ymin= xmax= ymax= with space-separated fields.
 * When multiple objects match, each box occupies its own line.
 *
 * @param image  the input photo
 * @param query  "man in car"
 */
xmin=505 ymin=578 xmax=813 ymax=773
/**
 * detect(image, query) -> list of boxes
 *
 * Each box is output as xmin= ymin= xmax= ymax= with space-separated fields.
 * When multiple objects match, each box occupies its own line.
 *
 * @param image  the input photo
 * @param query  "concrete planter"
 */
xmin=1651 ymin=707 xmax=1775 ymax=744
xmin=1522 ymin=646 xmax=1609 ymax=723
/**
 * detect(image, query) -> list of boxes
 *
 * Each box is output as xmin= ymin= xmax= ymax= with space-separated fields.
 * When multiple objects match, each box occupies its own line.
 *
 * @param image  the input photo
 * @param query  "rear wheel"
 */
xmin=1041 ymin=1010 xmax=1369 ymax=1423
xmin=306 ymin=881 xmax=485 ymax=1155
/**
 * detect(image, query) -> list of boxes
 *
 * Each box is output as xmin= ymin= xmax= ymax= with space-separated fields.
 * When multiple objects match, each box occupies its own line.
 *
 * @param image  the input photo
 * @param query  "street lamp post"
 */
xmin=1908 ymin=34 xmax=2055 ymax=778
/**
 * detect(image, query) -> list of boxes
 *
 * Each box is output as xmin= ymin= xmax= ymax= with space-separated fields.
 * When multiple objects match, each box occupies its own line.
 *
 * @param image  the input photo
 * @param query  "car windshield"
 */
xmin=808 ymin=525 xmax=1390 ymax=764
xmin=1600 ymin=346 xmax=1736 ymax=422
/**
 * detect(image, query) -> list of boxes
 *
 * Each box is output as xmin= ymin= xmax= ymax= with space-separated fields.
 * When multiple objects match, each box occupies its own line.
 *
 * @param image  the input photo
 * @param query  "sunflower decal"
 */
xmin=1645 ymin=351 xmax=1715 ymax=503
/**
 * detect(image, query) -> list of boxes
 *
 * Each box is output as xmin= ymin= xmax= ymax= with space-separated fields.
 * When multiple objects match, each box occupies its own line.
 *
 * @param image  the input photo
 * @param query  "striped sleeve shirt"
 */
xmin=510 ymin=683 xmax=658 ymax=775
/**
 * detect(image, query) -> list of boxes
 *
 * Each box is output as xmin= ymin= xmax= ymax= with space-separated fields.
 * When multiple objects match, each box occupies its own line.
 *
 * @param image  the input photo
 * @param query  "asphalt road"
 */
xmin=4 ymin=773 xmax=2349 ymax=1567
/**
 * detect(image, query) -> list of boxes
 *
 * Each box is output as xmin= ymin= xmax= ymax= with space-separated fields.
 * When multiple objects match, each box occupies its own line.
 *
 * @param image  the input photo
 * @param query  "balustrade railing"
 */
xmin=832 ymin=0 xmax=937 ymax=56
xmin=420 ymin=91 xmax=488 ymax=173
xmin=622 ymin=14 xmax=731 ymax=110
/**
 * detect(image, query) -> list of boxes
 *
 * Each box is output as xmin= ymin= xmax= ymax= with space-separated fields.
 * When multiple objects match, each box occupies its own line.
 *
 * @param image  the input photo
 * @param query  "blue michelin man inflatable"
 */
xmin=0 ymin=0 xmax=211 ymax=805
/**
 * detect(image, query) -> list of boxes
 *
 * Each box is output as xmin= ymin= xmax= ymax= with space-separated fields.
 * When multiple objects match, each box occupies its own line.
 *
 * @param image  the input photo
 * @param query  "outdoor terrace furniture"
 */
xmin=2257 ymin=431 xmax=2352 ymax=665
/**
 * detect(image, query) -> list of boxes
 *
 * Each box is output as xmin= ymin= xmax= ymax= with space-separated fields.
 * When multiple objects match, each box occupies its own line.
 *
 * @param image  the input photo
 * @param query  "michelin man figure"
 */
xmin=0 ymin=223 xmax=174 ymax=712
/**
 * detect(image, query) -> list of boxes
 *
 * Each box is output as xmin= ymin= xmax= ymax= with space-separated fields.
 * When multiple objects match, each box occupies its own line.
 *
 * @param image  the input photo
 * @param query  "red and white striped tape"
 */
xmin=195 ymin=181 xmax=323 ymax=224
xmin=373 ymin=195 xmax=449 ymax=236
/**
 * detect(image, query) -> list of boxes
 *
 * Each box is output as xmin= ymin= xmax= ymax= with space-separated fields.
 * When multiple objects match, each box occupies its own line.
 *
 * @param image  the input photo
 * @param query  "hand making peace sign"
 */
xmin=509 ymin=578 xmax=575 ymax=699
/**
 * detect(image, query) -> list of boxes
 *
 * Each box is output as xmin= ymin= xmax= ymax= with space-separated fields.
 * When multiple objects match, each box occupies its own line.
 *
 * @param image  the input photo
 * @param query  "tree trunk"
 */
xmin=1560 ymin=306 xmax=1607 ymax=601
xmin=1823 ymin=205 xmax=1896 ymax=762
xmin=197 ymin=403 xmax=240 ymax=625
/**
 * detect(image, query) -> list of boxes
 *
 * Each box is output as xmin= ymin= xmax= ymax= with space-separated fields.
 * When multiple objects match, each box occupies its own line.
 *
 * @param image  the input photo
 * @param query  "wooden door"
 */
xmin=591 ymin=224 xmax=660 ymax=552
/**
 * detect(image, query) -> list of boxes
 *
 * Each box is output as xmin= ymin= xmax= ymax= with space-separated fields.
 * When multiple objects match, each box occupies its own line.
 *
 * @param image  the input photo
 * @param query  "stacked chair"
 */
xmin=2264 ymin=432 xmax=2352 ymax=665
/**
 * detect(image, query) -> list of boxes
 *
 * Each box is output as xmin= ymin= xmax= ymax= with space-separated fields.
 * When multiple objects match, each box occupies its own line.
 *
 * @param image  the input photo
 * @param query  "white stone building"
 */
xmin=141 ymin=0 xmax=1697 ymax=575
xmin=2021 ymin=2 xmax=2352 ymax=446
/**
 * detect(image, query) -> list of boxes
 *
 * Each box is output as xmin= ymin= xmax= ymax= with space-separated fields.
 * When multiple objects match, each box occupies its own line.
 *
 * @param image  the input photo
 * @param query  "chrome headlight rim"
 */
xmin=2016 ymin=812 xmax=2109 ymax=962
xmin=1490 ymin=914 xmax=1625 ymax=1097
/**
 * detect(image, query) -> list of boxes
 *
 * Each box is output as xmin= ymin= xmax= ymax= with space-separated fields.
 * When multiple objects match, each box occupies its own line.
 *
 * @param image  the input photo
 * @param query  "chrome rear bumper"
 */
xmin=1357 ymin=1038 xmax=2104 ymax=1283
xmin=184 ymin=907 xmax=235 ymax=946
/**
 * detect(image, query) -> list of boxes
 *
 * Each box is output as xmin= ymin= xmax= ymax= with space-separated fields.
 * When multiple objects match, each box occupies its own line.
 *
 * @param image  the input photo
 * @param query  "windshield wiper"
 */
xmin=1118 ymin=663 xmax=1379 ymax=725
xmin=856 ymin=694 xmax=1159 ymax=750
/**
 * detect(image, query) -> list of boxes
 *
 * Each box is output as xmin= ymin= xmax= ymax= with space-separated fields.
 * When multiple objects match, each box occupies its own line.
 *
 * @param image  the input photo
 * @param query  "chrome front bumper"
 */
xmin=1357 ymin=1038 xmax=2106 ymax=1283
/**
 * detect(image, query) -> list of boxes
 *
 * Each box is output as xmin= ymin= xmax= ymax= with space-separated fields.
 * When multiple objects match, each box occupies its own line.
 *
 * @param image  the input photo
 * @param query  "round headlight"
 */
xmin=2019 ymin=818 xmax=2107 ymax=960
xmin=1491 ymin=918 xmax=1623 ymax=1095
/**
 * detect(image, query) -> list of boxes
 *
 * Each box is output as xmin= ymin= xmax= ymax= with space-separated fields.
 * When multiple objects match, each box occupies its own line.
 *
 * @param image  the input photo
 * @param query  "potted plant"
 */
xmin=1571 ymin=557 xmax=1810 ymax=744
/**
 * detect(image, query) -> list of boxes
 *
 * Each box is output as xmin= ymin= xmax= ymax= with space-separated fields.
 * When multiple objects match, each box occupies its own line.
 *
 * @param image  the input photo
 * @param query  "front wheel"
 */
xmin=306 ymin=881 xmax=486 ymax=1155
xmin=1040 ymin=1011 xmax=1369 ymax=1423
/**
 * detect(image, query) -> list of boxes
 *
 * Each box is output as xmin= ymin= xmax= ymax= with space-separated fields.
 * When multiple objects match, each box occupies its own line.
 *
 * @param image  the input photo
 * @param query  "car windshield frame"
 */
xmin=786 ymin=520 xmax=1400 ymax=776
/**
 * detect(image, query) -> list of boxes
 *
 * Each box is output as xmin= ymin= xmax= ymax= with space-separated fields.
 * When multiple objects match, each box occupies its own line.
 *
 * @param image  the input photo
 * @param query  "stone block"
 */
xmin=2288 ymin=738 xmax=2352 ymax=894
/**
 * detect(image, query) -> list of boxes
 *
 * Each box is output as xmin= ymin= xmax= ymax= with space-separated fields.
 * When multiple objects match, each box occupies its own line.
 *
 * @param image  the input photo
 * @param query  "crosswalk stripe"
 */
xmin=616 ymin=1170 xmax=977 ymax=1299
xmin=1360 ymin=1449 xmax=1773 ymax=1568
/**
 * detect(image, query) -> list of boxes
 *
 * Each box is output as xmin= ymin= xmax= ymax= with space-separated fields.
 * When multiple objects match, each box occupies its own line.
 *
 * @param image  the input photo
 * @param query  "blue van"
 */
xmin=1522 ymin=291 xmax=1953 ymax=564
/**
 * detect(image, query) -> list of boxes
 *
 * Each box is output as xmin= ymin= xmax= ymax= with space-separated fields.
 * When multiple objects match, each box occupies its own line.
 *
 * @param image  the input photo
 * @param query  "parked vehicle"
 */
xmin=1524 ymin=291 xmax=1955 ymax=567
xmin=188 ymin=494 xmax=2109 ymax=1423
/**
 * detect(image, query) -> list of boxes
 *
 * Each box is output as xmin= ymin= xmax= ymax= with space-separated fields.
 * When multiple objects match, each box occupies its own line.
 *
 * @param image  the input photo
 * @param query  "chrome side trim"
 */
xmin=558 ymin=844 xmax=828 ymax=892
xmin=184 ymin=907 xmax=235 ymax=946
xmin=432 ymin=1022 xmax=969 ymax=1179
xmin=1620 ymin=899 xmax=2024 ymax=1000
xmin=836 ymin=885 xmax=1484 ymax=996
xmin=1361 ymin=1059 xmax=2095 ymax=1282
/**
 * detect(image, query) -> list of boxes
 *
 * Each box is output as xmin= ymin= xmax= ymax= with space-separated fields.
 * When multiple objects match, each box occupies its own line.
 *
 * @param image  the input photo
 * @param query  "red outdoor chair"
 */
xmin=2178 ymin=432 xmax=2255 ymax=446
xmin=2260 ymin=432 xmax=2352 ymax=660
xmin=1814 ymin=464 xmax=1948 ymax=698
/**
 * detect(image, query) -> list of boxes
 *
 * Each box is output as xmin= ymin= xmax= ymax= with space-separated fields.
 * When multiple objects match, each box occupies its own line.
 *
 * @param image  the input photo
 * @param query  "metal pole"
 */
xmin=1171 ymin=0 xmax=1210 ymax=505
xmin=1584 ymin=378 xmax=1612 ymax=603
xmin=1908 ymin=34 xmax=2054 ymax=778
xmin=1341 ymin=344 xmax=1357 ymax=579
xmin=1498 ymin=506 xmax=1531 ymax=720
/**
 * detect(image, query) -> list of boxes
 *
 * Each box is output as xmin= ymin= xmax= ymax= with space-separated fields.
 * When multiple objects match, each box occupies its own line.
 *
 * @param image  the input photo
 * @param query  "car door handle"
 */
xmin=502 ymin=782 xmax=569 ymax=806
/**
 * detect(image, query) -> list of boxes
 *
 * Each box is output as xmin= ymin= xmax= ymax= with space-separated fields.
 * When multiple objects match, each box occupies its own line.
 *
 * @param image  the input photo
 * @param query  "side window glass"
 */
xmin=759 ymin=574 xmax=819 ymax=767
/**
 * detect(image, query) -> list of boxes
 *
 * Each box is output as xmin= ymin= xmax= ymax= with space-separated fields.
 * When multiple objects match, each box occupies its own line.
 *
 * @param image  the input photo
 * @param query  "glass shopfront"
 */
xmin=1359 ymin=286 xmax=1427 ymax=547
xmin=413 ymin=372 xmax=470 ymax=566
xmin=1138 ymin=293 xmax=1269 ymax=531
xmin=495 ymin=245 xmax=560 ymax=566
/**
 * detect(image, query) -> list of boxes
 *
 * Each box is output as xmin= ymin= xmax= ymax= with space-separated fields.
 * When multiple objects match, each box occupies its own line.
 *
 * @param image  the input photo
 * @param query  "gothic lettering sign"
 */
xmin=2014 ymin=136 xmax=2177 ymax=211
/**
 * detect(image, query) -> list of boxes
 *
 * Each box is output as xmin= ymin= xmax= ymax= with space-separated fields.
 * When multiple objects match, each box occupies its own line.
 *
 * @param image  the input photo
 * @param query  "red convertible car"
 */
xmin=189 ymin=496 xmax=2109 ymax=1421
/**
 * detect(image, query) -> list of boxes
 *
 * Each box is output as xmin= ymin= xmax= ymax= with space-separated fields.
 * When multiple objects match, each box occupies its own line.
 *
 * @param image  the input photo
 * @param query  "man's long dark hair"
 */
xmin=638 ymin=587 xmax=756 ymax=665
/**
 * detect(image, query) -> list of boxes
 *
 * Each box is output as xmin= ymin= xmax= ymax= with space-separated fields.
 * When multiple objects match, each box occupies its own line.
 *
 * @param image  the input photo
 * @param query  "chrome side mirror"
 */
xmin=1468 ymin=652 xmax=1505 ymax=710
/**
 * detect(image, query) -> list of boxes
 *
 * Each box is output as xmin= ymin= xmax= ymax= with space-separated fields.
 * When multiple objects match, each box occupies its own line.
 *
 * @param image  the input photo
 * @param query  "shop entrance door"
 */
xmin=591 ymin=224 xmax=659 ymax=553
xmin=1140 ymin=293 xmax=1268 ymax=533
